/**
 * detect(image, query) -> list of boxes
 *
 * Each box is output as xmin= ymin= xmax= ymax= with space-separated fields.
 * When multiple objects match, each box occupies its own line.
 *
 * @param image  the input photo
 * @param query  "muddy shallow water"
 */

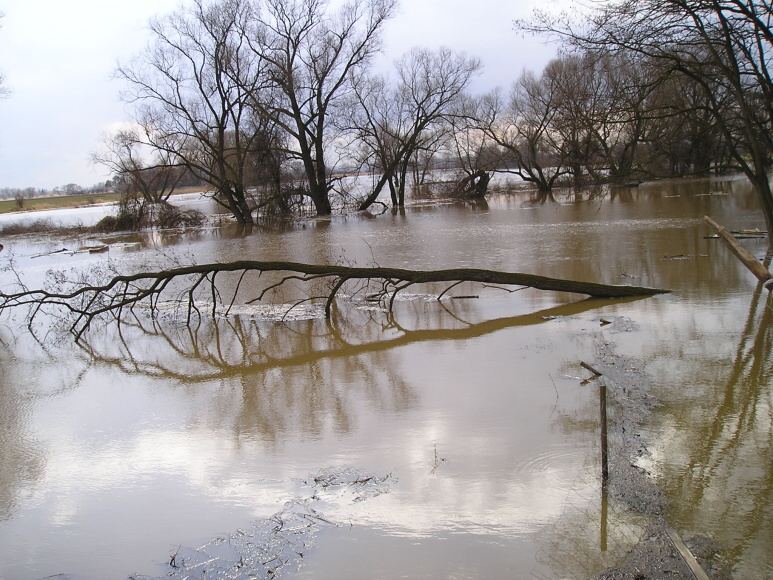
xmin=0 ymin=176 xmax=770 ymax=579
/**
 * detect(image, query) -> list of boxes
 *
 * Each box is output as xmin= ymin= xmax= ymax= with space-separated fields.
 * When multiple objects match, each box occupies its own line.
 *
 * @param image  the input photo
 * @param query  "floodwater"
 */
xmin=0 ymin=175 xmax=770 ymax=579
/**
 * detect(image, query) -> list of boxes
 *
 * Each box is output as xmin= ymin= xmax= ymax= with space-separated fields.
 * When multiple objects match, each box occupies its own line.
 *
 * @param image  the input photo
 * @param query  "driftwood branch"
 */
xmin=0 ymin=260 xmax=669 ymax=339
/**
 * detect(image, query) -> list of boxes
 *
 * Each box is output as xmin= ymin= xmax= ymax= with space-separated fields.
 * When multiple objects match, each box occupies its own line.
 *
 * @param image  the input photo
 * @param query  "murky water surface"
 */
xmin=0 ymin=176 xmax=770 ymax=578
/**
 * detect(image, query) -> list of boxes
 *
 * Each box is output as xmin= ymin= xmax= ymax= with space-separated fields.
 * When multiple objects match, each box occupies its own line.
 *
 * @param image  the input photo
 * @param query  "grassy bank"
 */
xmin=0 ymin=186 xmax=205 ymax=215
xmin=0 ymin=192 xmax=121 ymax=214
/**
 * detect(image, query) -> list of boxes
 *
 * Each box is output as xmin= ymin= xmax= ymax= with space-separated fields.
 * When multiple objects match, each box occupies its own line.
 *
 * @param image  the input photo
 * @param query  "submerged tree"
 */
xmin=118 ymin=0 xmax=269 ymax=225
xmin=93 ymin=129 xmax=183 ymax=206
xmin=250 ymin=0 xmax=397 ymax=215
xmin=353 ymin=48 xmax=480 ymax=209
xmin=447 ymin=96 xmax=498 ymax=197
xmin=523 ymin=0 xmax=773 ymax=252
xmin=478 ymin=70 xmax=570 ymax=192
xmin=644 ymin=70 xmax=730 ymax=177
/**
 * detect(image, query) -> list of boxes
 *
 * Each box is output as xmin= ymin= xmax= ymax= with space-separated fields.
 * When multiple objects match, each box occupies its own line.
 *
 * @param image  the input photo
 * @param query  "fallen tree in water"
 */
xmin=704 ymin=216 xmax=771 ymax=283
xmin=0 ymin=260 xmax=669 ymax=340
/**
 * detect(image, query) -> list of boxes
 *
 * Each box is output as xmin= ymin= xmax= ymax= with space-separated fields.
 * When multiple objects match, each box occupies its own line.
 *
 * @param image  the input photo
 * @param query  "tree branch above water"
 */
xmin=0 ymin=260 xmax=669 ymax=340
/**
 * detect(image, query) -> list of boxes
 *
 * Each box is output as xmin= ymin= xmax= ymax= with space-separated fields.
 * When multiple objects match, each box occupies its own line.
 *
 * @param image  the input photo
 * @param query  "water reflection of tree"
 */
xmin=75 ymin=299 xmax=619 ymax=443
xmin=78 ymin=298 xmax=617 ymax=383
xmin=668 ymin=283 xmax=772 ymax=569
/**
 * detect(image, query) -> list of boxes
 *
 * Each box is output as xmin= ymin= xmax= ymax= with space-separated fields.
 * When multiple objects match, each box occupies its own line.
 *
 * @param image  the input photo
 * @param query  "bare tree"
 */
xmin=597 ymin=54 xmax=663 ymax=183
xmin=478 ymin=70 xmax=570 ymax=192
xmin=541 ymin=54 xmax=603 ymax=186
xmin=346 ymin=74 xmax=404 ymax=206
xmin=118 ymin=0 xmax=269 ymax=225
xmin=409 ymin=128 xmax=446 ymax=190
xmin=644 ymin=70 xmax=730 ymax=177
xmin=523 ymin=0 xmax=773 ymax=252
xmin=93 ymin=129 xmax=183 ymax=206
xmin=354 ymin=48 xmax=480 ymax=209
xmin=447 ymin=96 xmax=498 ymax=197
xmin=249 ymin=0 xmax=396 ymax=215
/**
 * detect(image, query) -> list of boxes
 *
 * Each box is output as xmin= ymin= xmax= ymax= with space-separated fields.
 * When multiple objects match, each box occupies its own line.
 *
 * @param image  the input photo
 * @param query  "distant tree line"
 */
xmin=100 ymin=0 xmax=480 ymax=225
xmin=0 ymin=183 xmax=112 ymax=208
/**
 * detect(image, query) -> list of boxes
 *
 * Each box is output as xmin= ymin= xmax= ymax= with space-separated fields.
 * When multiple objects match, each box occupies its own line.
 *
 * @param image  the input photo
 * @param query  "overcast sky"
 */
xmin=0 ymin=0 xmax=558 ymax=189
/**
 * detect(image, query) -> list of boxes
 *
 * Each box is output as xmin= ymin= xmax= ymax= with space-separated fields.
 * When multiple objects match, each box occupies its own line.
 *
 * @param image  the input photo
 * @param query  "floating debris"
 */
xmin=305 ymin=467 xmax=393 ymax=503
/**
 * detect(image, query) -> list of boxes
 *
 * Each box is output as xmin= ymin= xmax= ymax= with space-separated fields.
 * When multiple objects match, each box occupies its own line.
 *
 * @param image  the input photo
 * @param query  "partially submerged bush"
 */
xmin=153 ymin=203 xmax=205 ymax=229
xmin=95 ymin=200 xmax=204 ymax=232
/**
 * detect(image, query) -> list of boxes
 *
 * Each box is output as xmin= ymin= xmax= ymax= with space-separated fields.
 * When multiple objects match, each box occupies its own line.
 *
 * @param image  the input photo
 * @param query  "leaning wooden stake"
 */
xmin=704 ymin=216 xmax=771 ymax=282
xmin=599 ymin=374 xmax=609 ymax=552
xmin=581 ymin=361 xmax=610 ymax=548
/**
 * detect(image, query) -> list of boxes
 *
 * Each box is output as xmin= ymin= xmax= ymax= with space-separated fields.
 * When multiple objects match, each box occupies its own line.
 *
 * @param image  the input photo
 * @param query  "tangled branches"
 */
xmin=0 ymin=260 xmax=669 ymax=340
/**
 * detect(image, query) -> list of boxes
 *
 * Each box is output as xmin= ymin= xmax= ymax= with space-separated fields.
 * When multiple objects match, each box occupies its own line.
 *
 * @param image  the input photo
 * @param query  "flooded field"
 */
xmin=0 ymin=176 xmax=770 ymax=578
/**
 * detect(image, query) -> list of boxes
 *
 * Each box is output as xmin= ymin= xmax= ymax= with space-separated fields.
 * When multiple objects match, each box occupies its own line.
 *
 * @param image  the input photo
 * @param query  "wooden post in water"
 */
xmin=599 ymin=379 xmax=609 ymax=551
xmin=600 ymin=380 xmax=609 ymax=486
xmin=579 ymin=362 xmax=610 ymax=550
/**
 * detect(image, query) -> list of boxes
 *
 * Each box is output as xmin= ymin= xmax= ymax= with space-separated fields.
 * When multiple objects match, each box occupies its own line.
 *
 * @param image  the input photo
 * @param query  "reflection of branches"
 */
xmin=672 ymin=283 xmax=772 ymax=566
xmin=225 ymin=346 xmax=417 ymax=443
xmin=77 ymin=298 xmax=633 ymax=384
xmin=0 ymin=261 xmax=668 ymax=340
xmin=70 ymin=297 xmax=632 ymax=444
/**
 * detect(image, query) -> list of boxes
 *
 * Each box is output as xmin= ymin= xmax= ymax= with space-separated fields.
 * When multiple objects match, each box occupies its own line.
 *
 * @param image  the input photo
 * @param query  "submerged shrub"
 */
xmin=95 ymin=200 xmax=204 ymax=232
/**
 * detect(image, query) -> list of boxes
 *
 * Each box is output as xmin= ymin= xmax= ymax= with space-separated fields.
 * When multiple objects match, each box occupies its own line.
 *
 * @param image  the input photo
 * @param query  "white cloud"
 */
xmin=0 ymin=0 xmax=558 ymax=188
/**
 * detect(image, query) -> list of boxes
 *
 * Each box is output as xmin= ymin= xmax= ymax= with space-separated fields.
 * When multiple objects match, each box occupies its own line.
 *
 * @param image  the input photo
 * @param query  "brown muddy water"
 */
xmin=0 ymin=176 xmax=770 ymax=579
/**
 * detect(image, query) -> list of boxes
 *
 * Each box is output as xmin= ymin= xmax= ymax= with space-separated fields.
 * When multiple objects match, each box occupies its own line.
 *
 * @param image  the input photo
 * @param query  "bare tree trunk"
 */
xmin=236 ymin=195 xmax=254 ymax=226
xmin=358 ymin=171 xmax=393 ymax=211
xmin=751 ymin=175 xmax=773 ymax=257
xmin=309 ymin=183 xmax=332 ymax=215
xmin=397 ymin=162 xmax=409 ymax=207
xmin=388 ymin=178 xmax=398 ymax=206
